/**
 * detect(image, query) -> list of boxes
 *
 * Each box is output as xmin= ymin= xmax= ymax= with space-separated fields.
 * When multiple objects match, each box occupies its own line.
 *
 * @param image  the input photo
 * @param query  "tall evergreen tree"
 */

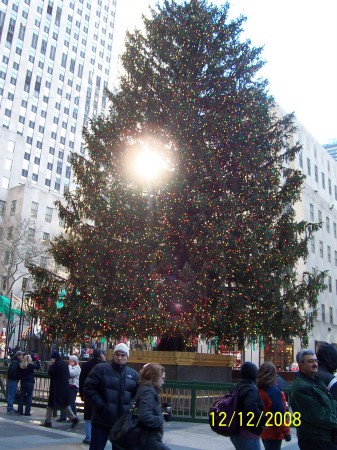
xmin=30 ymin=0 xmax=325 ymax=348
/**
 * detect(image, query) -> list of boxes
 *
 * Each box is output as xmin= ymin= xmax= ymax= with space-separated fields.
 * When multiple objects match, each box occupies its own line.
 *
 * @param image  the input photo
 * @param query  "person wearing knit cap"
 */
xmin=40 ymin=351 xmax=79 ymax=429
xmin=230 ymin=362 xmax=266 ymax=450
xmin=84 ymin=343 xmax=139 ymax=450
xmin=57 ymin=355 xmax=81 ymax=422
xmin=113 ymin=343 xmax=129 ymax=357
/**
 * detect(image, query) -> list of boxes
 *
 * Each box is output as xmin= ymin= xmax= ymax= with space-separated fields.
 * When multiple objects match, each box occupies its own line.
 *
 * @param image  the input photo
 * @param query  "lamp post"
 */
xmin=16 ymin=288 xmax=26 ymax=350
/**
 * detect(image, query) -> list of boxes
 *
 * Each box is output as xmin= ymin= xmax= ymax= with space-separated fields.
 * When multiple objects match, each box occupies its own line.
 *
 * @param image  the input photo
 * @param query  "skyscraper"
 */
xmin=0 ymin=0 xmax=117 ymax=300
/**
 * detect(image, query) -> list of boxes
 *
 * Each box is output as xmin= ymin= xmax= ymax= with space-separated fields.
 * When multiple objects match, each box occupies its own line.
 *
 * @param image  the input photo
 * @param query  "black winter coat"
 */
xmin=79 ymin=357 xmax=103 ymax=420
xmin=84 ymin=361 xmax=139 ymax=428
xmin=317 ymin=342 xmax=337 ymax=400
xmin=19 ymin=363 xmax=35 ymax=384
xmin=7 ymin=357 xmax=21 ymax=381
xmin=236 ymin=379 xmax=266 ymax=435
xmin=47 ymin=358 xmax=70 ymax=408
xmin=138 ymin=385 xmax=170 ymax=450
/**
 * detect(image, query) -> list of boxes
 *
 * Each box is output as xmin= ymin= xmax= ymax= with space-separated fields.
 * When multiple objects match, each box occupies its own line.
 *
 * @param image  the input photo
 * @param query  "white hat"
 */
xmin=113 ymin=343 xmax=129 ymax=357
xmin=69 ymin=355 xmax=79 ymax=363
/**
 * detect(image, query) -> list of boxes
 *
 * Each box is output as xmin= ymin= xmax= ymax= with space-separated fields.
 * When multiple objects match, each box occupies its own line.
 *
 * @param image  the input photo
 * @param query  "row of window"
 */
xmin=321 ymin=303 xmax=334 ymax=324
xmin=1 ymin=275 xmax=30 ymax=293
xmin=0 ymin=199 xmax=53 ymax=223
xmin=310 ymin=203 xmax=337 ymax=234
xmin=300 ymin=152 xmax=337 ymax=198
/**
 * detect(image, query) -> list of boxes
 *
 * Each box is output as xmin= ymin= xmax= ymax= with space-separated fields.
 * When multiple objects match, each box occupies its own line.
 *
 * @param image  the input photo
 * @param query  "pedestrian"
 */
xmin=316 ymin=342 xmax=337 ymax=400
xmin=290 ymin=348 xmax=337 ymax=449
xmin=18 ymin=354 xmax=37 ymax=416
xmin=137 ymin=363 xmax=171 ymax=450
xmin=79 ymin=349 xmax=105 ymax=445
xmin=84 ymin=343 xmax=139 ymax=450
xmin=7 ymin=350 xmax=24 ymax=414
xmin=256 ymin=361 xmax=291 ymax=450
xmin=40 ymin=350 xmax=79 ymax=429
xmin=230 ymin=361 xmax=266 ymax=450
xmin=57 ymin=354 xmax=81 ymax=422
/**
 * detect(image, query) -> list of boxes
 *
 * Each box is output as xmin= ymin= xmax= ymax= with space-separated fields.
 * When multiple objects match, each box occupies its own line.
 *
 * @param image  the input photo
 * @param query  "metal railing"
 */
xmin=0 ymin=366 xmax=290 ymax=423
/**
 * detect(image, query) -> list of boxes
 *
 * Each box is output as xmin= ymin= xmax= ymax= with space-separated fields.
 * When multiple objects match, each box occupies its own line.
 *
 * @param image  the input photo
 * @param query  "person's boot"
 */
xmin=40 ymin=421 xmax=52 ymax=428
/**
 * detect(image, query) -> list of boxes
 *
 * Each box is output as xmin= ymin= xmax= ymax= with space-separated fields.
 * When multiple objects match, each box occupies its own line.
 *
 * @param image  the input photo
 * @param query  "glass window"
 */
xmin=45 ymin=206 xmax=53 ymax=222
xmin=10 ymin=199 xmax=17 ymax=215
xmin=31 ymin=202 xmax=39 ymax=219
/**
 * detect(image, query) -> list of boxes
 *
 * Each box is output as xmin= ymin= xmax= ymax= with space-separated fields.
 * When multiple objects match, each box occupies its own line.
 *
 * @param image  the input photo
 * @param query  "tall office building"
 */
xmin=0 ymin=0 xmax=117 ymax=303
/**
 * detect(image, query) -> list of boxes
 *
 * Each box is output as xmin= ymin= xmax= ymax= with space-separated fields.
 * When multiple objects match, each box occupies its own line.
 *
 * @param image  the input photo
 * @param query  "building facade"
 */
xmin=245 ymin=119 xmax=337 ymax=368
xmin=0 ymin=0 xmax=117 ymax=349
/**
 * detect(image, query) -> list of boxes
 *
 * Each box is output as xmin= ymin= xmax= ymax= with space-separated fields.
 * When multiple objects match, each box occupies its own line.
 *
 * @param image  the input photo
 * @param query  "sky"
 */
xmin=112 ymin=0 xmax=337 ymax=145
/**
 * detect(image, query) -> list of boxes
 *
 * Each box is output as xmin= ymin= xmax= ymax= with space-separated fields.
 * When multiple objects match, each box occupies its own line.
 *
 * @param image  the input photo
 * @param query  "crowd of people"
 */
xmin=5 ymin=341 xmax=337 ymax=450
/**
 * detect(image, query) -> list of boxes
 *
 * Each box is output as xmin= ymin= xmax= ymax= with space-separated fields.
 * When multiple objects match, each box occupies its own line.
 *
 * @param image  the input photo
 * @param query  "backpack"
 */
xmin=209 ymin=387 xmax=240 ymax=436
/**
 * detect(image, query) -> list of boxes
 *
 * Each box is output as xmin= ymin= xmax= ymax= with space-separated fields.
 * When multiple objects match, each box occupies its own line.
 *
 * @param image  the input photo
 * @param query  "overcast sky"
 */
xmin=113 ymin=0 xmax=337 ymax=145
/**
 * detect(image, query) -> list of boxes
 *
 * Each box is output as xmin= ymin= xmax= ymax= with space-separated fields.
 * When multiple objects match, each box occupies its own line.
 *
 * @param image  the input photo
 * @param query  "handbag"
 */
xmin=109 ymin=395 xmax=143 ymax=450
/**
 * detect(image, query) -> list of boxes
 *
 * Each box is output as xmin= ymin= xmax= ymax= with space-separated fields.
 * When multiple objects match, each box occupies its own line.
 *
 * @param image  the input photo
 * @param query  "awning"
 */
xmin=0 ymin=295 xmax=24 ymax=319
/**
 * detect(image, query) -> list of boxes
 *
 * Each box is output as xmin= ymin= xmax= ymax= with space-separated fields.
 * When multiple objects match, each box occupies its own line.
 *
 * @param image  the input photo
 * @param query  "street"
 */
xmin=0 ymin=404 xmax=300 ymax=450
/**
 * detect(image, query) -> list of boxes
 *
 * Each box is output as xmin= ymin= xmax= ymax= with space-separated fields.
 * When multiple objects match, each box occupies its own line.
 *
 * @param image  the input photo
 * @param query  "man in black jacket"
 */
xmin=7 ymin=350 xmax=24 ymax=414
xmin=79 ymin=349 xmax=105 ymax=445
xmin=317 ymin=342 xmax=337 ymax=400
xmin=84 ymin=343 xmax=139 ymax=450
xmin=40 ymin=351 xmax=79 ymax=429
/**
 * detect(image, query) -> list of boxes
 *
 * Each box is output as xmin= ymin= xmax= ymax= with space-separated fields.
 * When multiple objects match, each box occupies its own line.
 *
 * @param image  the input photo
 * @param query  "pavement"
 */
xmin=0 ymin=404 xmax=300 ymax=449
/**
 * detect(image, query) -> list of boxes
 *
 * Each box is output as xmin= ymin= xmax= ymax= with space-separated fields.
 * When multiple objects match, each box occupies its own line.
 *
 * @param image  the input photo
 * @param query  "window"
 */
xmin=328 ymin=245 xmax=331 ymax=263
xmin=61 ymin=53 xmax=67 ymax=68
xmin=4 ymin=251 xmax=10 ymax=265
xmin=0 ymin=200 xmax=6 ymax=216
xmin=31 ymin=33 xmax=38 ymax=49
xmin=45 ymin=206 xmax=53 ymax=222
xmin=335 ymin=250 xmax=337 ymax=266
xmin=31 ymin=201 xmax=38 ymax=218
xmin=334 ymin=222 xmax=337 ymax=238
xmin=314 ymin=165 xmax=318 ymax=182
xmin=50 ymin=45 xmax=56 ymax=60
xmin=329 ymin=179 xmax=332 ymax=195
xmin=309 ymin=204 xmax=314 ymax=221
xmin=328 ymin=276 xmax=332 ymax=293
xmin=330 ymin=307 xmax=333 ymax=324
xmin=2 ymin=177 xmax=9 ymax=189
xmin=21 ymin=169 xmax=28 ymax=177
xmin=318 ymin=210 xmax=322 ymax=222
xmin=10 ymin=200 xmax=16 ymax=215
xmin=319 ymin=240 xmax=323 ymax=258
xmin=22 ymin=277 xmax=29 ymax=291
xmin=311 ymin=238 xmax=315 ymax=254
xmin=40 ymin=256 xmax=48 ymax=268
xmin=321 ymin=304 xmax=325 ymax=322
xmin=322 ymin=172 xmax=325 ymax=189
xmin=41 ymin=39 xmax=47 ymax=54
xmin=28 ymin=227 xmax=35 ymax=241
xmin=45 ymin=179 xmax=51 ymax=187
xmin=307 ymin=158 xmax=311 ymax=176
xmin=326 ymin=217 xmax=330 ymax=233
xmin=43 ymin=232 xmax=50 ymax=241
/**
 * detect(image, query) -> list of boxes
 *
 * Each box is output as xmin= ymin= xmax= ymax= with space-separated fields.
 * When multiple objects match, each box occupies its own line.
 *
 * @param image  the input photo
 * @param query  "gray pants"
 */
xmin=45 ymin=405 xmax=76 ymax=422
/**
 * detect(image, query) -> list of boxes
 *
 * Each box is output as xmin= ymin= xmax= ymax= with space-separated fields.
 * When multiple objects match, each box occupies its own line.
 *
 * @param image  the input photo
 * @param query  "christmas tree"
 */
xmin=30 ymin=0 xmax=325 ymax=348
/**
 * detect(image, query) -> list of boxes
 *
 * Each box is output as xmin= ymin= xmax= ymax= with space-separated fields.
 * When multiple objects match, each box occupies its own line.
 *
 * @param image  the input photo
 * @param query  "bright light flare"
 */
xmin=134 ymin=148 xmax=168 ymax=181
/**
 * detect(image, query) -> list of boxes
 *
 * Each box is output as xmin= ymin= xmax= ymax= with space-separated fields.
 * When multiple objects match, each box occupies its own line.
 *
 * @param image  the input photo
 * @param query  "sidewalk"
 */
xmin=0 ymin=404 xmax=300 ymax=449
